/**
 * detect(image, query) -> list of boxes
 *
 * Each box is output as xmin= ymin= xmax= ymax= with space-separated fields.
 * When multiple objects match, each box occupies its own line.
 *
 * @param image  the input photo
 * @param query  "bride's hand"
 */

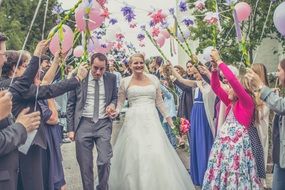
xmin=106 ymin=104 xmax=118 ymax=119
xmin=166 ymin=117 xmax=175 ymax=129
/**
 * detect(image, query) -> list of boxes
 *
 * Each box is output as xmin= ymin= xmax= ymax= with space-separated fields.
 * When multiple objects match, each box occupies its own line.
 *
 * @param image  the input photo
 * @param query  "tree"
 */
xmin=0 ymin=0 xmax=60 ymax=51
xmin=186 ymin=0 xmax=285 ymax=66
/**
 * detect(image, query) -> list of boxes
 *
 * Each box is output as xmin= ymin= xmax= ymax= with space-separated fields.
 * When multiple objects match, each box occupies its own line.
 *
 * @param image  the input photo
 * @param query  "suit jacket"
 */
xmin=260 ymin=86 xmax=285 ymax=168
xmin=173 ymin=79 xmax=193 ymax=121
xmin=11 ymin=77 xmax=80 ymax=150
xmin=66 ymin=72 xmax=118 ymax=133
xmin=0 ymin=56 xmax=40 ymax=190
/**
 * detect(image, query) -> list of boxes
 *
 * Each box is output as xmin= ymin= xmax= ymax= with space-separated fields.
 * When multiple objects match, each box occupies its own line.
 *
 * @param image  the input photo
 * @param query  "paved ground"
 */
xmin=61 ymin=119 xmax=273 ymax=190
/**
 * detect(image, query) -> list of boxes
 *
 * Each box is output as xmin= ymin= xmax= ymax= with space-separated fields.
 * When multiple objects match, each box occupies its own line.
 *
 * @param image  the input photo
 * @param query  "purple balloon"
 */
xmin=274 ymin=2 xmax=285 ymax=36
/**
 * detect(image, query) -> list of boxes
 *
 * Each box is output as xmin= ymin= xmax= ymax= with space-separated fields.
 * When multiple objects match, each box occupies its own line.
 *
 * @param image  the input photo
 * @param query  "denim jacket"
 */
xmin=260 ymin=86 xmax=285 ymax=168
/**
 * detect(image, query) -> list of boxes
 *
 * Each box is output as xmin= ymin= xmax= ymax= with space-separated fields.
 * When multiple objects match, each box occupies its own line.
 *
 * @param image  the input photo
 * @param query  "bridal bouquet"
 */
xmin=173 ymin=117 xmax=190 ymax=136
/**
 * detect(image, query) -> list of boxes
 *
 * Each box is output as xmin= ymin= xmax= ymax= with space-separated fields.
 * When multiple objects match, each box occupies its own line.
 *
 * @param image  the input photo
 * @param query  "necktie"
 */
xmin=93 ymin=79 xmax=99 ymax=123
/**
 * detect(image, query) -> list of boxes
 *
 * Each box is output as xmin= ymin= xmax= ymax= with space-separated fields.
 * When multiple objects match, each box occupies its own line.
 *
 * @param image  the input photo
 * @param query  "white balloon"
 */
xmin=203 ymin=46 xmax=214 ymax=62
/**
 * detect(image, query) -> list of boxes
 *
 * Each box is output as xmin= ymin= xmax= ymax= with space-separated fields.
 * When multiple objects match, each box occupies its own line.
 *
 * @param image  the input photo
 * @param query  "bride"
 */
xmin=108 ymin=53 xmax=194 ymax=190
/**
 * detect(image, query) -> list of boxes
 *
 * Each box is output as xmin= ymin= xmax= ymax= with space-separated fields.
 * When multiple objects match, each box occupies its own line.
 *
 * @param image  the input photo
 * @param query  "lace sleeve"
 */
xmin=116 ymin=78 xmax=127 ymax=113
xmin=148 ymin=74 xmax=170 ymax=118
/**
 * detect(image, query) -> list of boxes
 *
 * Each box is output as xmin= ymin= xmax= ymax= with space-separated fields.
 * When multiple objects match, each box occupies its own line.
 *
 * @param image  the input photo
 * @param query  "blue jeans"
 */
xmin=162 ymin=122 xmax=177 ymax=148
xmin=272 ymin=164 xmax=285 ymax=190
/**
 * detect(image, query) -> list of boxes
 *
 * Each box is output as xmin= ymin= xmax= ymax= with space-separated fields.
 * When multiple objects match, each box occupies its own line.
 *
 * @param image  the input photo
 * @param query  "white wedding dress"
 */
xmin=109 ymin=74 xmax=194 ymax=190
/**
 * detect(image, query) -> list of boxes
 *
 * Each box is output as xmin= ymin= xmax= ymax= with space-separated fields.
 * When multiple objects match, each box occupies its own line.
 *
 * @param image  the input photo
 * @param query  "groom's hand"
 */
xmin=68 ymin=131 xmax=75 ymax=141
xmin=106 ymin=104 xmax=117 ymax=119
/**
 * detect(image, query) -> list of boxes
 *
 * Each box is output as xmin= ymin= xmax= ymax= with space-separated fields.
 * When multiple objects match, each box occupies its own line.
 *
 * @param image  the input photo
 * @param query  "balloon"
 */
xmin=273 ymin=2 xmax=285 ymax=36
xmin=155 ymin=34 xmax=165 ymax=47
xmin=88 ymin=37 xmax=100 ymax=53
xmin=203 ymin=46 xmax=214 ymax=62
xmin=75 ymin=7 xmax=105 ymax=32
xmin=49 ymin=25 xmax=74 ymax=56
xmin=161 ymin=29 xmax=170 ymax=39
xmin=73 ymin=46 xmax=84 ymax=57
xmin=234 ymin=2 xmax=251 ymax=22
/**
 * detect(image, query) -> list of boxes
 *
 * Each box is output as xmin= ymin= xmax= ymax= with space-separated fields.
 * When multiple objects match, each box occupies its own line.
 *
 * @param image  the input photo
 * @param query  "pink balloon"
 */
xmin=73 ymin=46 xmax=84 ymax=57
xmin=161 ymin=29 xmax=170 ymax=39
xmin=75 ymin=7 xmax=105 ymax=32
xmin=49 ymin=25 xmax=74 ymax=56
xmin=234 ymin=2 xmax=251 ymax=22
xmin=155 ymin=34 xmax=166 ymax=47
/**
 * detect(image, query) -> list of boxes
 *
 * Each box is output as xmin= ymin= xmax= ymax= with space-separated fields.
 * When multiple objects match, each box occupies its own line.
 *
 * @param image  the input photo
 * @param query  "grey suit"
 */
xmin=0 ymin=121 xmax=26 ymax=190
xmin=67 ymin=72 xmax=117 ymax=190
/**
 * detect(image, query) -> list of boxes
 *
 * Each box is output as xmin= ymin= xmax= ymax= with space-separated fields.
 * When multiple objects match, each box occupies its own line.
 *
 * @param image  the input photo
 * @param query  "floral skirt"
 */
xmin=202 ymin=112 xmax=261 ymax=189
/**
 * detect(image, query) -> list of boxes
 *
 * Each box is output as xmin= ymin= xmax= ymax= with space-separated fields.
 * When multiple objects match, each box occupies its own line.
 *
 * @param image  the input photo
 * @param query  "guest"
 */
xmin=202 ymin=49 xmax=261 ymax=189
xmin=0 ymin=35 xmax=43 ymax=190
xmin=109 ymin=60 xmax=122 ymax=88
xmin=160 ymin=84 xmax=177 ymax=148
xmin=246 ymin=59 xmax=285 ymax=190
xmin=251 ymin=63 xmax=270 ymax=169
xmin=169 ymin=62 xmax=214 ymax=188
xmin=1 ymin=48 xmax=88 ymax=190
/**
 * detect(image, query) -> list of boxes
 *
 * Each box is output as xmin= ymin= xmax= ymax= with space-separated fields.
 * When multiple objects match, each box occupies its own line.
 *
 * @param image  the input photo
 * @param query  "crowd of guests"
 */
xmin=1 ymin=28 xmax=285 ymax=190
xmin=134 ymin=52 xmax=285 ymax=189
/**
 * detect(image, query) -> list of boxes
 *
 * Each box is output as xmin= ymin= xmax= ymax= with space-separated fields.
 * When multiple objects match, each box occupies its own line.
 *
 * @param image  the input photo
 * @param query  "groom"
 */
xmin=66 ymin=53 xmax=118 ymax=190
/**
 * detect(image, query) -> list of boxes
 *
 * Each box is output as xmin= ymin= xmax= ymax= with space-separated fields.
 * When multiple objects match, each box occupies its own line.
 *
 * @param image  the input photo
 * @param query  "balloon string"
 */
xmin=34 ymin=0 xmax=50 ymax=112
xmin=247 ymin=0 xmax=261 ymax=40
xmin=8 ymin=0 xmax=43 ymax=88
xmin=42 ymin=0 xmax=49 ymax=40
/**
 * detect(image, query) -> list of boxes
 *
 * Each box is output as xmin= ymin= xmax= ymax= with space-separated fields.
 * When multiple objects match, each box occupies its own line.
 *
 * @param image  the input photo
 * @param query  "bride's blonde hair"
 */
xmin=129 ymin=53 xmax=145 ymax=64
xmin=129 ymin=53 xmax=149 ymax=73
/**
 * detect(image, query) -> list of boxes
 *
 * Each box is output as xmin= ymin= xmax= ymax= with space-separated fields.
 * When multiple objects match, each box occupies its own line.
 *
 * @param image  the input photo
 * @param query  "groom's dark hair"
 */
xmin=91 ymin=53 xmax=108 ymax=65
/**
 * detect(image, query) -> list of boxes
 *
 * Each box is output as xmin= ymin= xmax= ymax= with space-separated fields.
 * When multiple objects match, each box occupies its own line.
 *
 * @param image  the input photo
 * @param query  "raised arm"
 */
xmin=10 ymin=41 xmax=48 ymax=99
xmin=41 ymin=52 xmax=64 ymax=85
xmin=211 ymin=69 xmax=230 ymax=106
xmin=218 ymin=63 xmax=252 ymax=107
xmin=259 ymin=86 xmax=285 ymax=115
xmin=13 ymin=64 xmax=88 ymax=101
xmin=173 ymin=79 xmax=193 ymax=92
xmin=170 ymin=64 xmax=197 ymax=87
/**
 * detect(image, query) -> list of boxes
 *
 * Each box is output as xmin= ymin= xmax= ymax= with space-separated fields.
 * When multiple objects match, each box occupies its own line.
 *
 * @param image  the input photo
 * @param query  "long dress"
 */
xmin=38 ymin=100 xmax=66 ymax=190
xmin=202 ymin=110 xmax=261 ymax=189
xmin=109 ymin=74 xmax=194 ymax=190
xmin=190 ymin=88 xmax=214 ymax=186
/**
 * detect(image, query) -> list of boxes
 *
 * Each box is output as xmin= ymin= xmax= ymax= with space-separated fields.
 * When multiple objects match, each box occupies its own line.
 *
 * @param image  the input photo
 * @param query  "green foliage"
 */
xmin=0 ymin=0 xmax=59 ymax=51
xmin=187 ymin=0 xmax=285 ymax=65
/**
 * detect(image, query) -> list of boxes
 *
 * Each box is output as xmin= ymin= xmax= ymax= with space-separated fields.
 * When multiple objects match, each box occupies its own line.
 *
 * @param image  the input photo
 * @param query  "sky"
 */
xmin=57 ymin=0 xmax=178 ymax=62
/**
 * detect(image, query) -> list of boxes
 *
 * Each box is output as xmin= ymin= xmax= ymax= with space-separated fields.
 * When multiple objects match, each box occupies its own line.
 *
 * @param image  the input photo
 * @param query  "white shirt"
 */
xmin=82 ymin=73 xmax=106 ymax=119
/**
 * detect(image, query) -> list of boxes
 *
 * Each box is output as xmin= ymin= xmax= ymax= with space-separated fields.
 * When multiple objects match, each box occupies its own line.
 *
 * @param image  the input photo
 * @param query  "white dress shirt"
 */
xmin=82 ymin=73 xmax=107 ymax=119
